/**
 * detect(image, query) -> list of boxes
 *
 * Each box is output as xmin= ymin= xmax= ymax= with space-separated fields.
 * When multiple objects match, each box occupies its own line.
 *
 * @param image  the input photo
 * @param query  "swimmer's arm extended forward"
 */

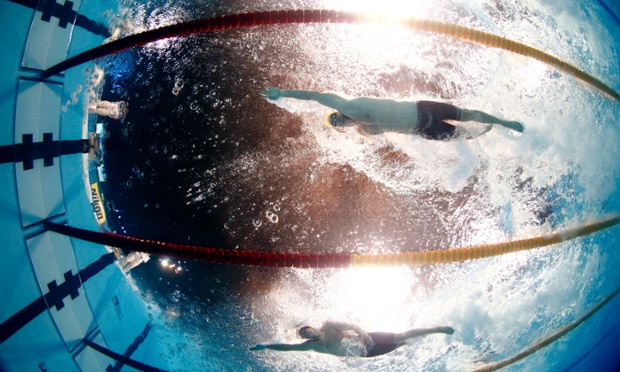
xmin=260 ymin=87 xmax=349 ymax=112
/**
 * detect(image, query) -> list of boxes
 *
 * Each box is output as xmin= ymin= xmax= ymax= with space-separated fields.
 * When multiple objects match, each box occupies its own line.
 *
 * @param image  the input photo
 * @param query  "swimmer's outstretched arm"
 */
xmin=260 ymin=87 xmax=350 ymax=112
xmin=250 ymin=340 xmax=316 ymax=352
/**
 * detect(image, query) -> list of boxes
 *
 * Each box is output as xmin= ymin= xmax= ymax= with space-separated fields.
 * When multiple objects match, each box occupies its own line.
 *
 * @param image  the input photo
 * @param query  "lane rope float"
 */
xmin=45 ymin=214 xmax=620 ymax=268
xmin=40 ymin=10 xmax=620 ymax=102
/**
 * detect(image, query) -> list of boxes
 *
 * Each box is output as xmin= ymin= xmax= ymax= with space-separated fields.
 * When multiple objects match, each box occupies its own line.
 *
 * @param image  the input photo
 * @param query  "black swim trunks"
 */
xmin=416 ymin=101 xmax=462 ymax=141
xmin=364 ymin=332 xmax=405 ymax=357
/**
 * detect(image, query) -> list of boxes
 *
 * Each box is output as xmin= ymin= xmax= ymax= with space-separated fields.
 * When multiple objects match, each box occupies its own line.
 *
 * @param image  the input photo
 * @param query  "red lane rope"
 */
xmin=44 ymin=222 xmax=351 ymax=268
xmin=39 ymin=9 xmax=620 ymax=102
xmin=41 ymin=10 xmax=340 ymax=78
xmin=45 ymin=215 xmax=620 ymax=268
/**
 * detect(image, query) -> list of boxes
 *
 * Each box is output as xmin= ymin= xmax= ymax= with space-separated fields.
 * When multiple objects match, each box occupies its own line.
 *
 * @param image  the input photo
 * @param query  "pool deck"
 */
xmin=0 ymin=1 xmax=168 ymax=370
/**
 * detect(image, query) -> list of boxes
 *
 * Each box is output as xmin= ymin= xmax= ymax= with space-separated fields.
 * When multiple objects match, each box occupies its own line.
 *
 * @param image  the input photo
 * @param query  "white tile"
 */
xmin=15 ymin=80 xmax=65 ymax=227
xmin=27 ymin=231 xmax=96 ymax=352
xmin=15 ymin=80 xmax=61 ymax=137
xmin=22 ymin=7 xmax=74 ymax=70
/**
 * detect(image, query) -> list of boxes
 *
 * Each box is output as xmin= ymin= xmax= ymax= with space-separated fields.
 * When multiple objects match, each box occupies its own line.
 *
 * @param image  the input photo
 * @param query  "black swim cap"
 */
xmin=298 ymin=326 xmax=315 ymax=339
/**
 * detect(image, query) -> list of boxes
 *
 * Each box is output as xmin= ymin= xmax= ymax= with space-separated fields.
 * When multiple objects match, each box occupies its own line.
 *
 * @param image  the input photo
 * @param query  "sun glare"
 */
xmin=327 ymin=0 xmax=432 ymax=19
xmin=334 ymin=266 xmax=417 ymax=331
xmin=295 ymin=0 xmax=436 ymax=78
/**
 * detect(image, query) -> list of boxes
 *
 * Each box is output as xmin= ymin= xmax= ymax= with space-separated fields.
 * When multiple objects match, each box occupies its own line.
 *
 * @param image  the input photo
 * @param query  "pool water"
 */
xmin=67 ymin=0 xmax=620 ymax=370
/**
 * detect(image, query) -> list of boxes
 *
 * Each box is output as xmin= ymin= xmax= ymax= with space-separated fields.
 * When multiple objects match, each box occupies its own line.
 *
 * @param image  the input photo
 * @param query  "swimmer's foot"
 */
xmin=502 ymin=121 xmax=524 ymax=133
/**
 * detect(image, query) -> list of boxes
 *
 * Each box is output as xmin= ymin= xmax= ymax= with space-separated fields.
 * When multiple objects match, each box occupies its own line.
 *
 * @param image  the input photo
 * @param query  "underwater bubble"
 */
xmin=266 ymin=211 xmax=279 ymax=224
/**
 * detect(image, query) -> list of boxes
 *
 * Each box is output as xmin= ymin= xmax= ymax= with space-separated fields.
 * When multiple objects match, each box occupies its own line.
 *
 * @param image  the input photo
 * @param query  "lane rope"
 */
xmin=474 ymin=285 xmax=620 ymax=371
xmin=350 ymin=215 xmax=620 ymax=266
xmin=44 ymin=215 xmax=620 ymax=268
xmin=40 ymin=10 xmax=620 ymax=102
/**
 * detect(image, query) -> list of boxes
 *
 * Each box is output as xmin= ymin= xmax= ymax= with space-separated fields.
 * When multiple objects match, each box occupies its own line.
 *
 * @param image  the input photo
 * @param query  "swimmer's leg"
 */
xmin=122 ymin=259 xmax=141 ymax=273
xmin=90 ymin=101 xmax=111 ymax=113
xmin=394 ymin=326 xmax=454 ymax=343
xmin=460 ymin=109 xmax=524 ymax=132
xmin=98 ymin=100 xmax=114 ymax=109
xmin=91 ymin=107 xmax=111 ymax=116
xmin=417 ymin=120 xmax=458 ymax=141
xmin=456 ymin=123 xmax=493 ymax=140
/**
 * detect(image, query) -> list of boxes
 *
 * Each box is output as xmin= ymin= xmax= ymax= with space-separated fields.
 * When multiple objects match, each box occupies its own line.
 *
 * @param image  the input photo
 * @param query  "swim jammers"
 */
xmin=364 ymin=332 xmax=405 ymax=357
xmin=416 ymin=101 xmax=461 ymax=141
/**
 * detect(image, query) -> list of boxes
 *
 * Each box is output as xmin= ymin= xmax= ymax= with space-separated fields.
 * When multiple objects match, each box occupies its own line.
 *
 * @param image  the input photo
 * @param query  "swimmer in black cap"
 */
xmin=250 ymin=321 xmax=454 ymax=357
xmin=259 ymin=87 xmax=523 ymax=140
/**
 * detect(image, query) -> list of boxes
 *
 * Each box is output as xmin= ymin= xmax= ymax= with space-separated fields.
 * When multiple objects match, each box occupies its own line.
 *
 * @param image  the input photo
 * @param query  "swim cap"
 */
xmin=323 ymin=112 xmax=350 ymax=132
xmin=324 ymin=111 xmax=337 ymax=127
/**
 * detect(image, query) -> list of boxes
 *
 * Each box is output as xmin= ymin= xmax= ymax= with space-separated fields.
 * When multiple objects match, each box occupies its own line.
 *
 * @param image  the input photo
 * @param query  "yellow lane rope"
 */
xmin=356 ymin=14 xmax=620 ymax=102
xmin=474 ymin=285 xmax=620 ymax=371
xmin=351 ymin=215 xmax=620 ymax=266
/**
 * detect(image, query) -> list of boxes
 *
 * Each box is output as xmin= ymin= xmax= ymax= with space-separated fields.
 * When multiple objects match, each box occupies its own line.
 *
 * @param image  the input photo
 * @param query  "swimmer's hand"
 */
xmin=250 ymin=344 xmax=266 ymax=351
xmin=503 ymin=121 xmax=524 ymax=133
xmin=440 ymin=326 xmax=455 ymax=335
xmin=259 ymin=87 xmax=282 ymax=100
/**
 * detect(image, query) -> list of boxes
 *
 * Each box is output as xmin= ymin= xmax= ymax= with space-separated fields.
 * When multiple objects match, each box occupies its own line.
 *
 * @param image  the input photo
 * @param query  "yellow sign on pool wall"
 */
xmin=91 ymin=182 xmax=106 ymax=225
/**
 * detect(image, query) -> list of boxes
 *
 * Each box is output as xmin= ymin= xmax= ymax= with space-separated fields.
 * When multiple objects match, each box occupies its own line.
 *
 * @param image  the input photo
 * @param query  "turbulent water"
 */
xmin=91 ymin=0 xmax=620 ymax=370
